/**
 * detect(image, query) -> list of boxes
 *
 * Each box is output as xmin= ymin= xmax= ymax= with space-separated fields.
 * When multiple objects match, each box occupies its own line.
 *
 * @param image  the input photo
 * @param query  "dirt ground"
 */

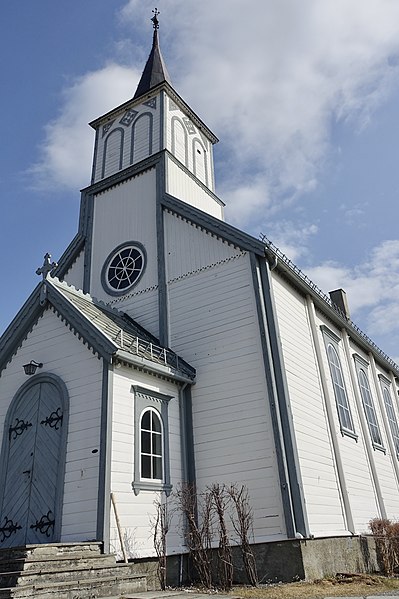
xmin=228 ymin=574 xmax=399 ymax=599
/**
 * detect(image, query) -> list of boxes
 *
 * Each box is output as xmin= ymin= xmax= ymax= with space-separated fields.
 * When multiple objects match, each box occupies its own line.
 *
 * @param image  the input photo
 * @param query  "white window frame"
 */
xmin=380 ymin=377 xmax=399 ymax=458
xmin=322 ymin=326 xmax=356 ymax=438
xmin=131 ymin=386 xmax=173 ymax=496
xmin=354 ymin=359 xmax=384 ymax=451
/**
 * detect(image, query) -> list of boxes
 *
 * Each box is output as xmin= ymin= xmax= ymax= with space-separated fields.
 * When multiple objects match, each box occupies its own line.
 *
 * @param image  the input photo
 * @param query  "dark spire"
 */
xmin=133 ymin=8 xmax=172 ymax=100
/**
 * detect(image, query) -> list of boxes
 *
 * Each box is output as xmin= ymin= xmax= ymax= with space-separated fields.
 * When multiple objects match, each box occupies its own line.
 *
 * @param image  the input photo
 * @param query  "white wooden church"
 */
xmin=1 ymin=13 xmax=399 ymax=580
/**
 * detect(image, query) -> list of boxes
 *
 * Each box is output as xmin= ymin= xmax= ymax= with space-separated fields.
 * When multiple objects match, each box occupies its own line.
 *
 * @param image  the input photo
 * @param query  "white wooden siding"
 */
xmin=63 ymin=250 xmax=84 ymax=290
xmin=109 ymin=288 xmax=159 ymax=340
xmin=93 ymin=94 xmax=161 ymax=183
xmin=166 ymin=156 xmax=223 ymax=219
xmin=271 ymin=272 xmax=347 ymax=536
xmin=164 ymin=211 xmax=239 ymax=281
xmin=90 ymin=170 xmax=158 ymax=306
xmin=109 ymin=368 xmax=184 ymax=558
xmin=164 ymin=93 xmax=215 ymax=194
xmin=0 ymin=308 xmax=103 ymax=542
xmin=315 ymin=311 xmax=380 ymax=532
xmin=167 ymin=247 xmax=286 ymax=542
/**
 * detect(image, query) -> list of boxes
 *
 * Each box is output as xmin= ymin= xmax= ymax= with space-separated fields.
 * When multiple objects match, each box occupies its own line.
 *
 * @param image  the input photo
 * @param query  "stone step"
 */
xmin=0 ymin=561 xmax=139 ymax=588
xmin=0 ymin=542 xmax=103 ymax=564
xmin=0 ymin=571 xmax=147 ymax=598
xmin=0 ymin=553 xmax=116 ymax=574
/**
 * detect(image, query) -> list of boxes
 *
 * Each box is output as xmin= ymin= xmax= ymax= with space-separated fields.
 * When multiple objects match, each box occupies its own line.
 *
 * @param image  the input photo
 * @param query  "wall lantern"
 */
xmin=23 ymin=360 xmax=43 ymax=376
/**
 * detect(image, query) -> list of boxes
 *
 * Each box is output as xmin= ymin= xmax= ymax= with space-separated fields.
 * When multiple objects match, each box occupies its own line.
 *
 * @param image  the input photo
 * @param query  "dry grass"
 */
xmin=228 ymin=574 xmax=399 ymax=599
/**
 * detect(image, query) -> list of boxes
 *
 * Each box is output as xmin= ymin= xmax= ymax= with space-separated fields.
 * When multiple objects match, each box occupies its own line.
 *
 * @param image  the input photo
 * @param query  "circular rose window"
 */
xmin=101 ymin=242 xmax=146 ymax=296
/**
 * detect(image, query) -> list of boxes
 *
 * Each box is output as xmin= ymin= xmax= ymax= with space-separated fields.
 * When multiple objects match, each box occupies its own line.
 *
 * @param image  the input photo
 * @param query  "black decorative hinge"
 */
xmin=30 ymin=510 xmax=55 ymax=537
xmin=0 ymin=516 xmax=22 ymax=542
xmin=41 ymin=407 xmax=63 ymax=430
xmin=9 ymin=418 xmax=32 ymax=441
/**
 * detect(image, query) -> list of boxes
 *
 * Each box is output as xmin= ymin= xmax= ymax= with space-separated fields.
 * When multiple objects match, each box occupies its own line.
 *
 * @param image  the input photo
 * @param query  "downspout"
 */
xmin=369 ymin=353 xmax=399 ymax=487
xmin=341 ymin=331 xmax=387 ymax=519
xmin=305 ymin=296 xmax=355 ymax=534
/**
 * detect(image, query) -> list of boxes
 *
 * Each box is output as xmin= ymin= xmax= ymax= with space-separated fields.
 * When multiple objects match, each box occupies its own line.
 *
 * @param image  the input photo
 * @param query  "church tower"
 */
xmin=63 ymin=10 xmax=224 ymax=346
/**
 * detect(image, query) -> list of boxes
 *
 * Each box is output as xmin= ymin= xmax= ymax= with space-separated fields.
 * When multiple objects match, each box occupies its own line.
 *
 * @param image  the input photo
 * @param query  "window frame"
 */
xmin=321 ymin=326 xmax=357 ymax=438
xmin=353 ymin=356 xmax=384 ymax=451
xmin=140 ymin=406 xmax=164 ymax=482
xmin=131 ymin=386 xmax=173 ymax=496
xmin=379 ymin=376 xmax=399 ymax=458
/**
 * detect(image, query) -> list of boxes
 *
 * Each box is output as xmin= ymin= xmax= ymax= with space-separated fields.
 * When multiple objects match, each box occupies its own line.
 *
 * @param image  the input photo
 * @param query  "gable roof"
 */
xmin=0 ymin=277 xmax=195 ymax=382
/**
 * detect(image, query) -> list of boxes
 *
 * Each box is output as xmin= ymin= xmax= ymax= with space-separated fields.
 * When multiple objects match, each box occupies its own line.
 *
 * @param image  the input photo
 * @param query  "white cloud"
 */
xmin=29 ymin=64 xmax=140 ymax=191
xmin=30 ymin=0 xmax=399 ymax=211
xmin=306 ymin=240 xmax=399 ymax=335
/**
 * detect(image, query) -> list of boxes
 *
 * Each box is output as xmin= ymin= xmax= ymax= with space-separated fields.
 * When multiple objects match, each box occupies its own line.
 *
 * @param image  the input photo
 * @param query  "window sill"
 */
xmin=340 ymin=428 xmax=358 ymax=441
xmin=372 ymin=443 xmax=386 ymax=454
xmin=132 ymin=480 xmax=173 ymax=496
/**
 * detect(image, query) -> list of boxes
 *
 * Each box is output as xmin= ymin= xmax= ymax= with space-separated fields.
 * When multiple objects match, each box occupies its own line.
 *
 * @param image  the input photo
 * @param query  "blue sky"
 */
xmin=2 ymin=1 xmax=399 ymax=361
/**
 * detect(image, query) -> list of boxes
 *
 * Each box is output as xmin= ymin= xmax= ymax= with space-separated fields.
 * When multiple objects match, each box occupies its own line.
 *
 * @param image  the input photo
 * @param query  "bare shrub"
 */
xmin=152 ymin=497 xmax=172 ymax=589
xmin=228 ymin=484 xmax=258 ymax=586
xmin=369 ymin=518 xmax=399 ymax=575
xmin=210 ymin=484 xmax=233 ymax=590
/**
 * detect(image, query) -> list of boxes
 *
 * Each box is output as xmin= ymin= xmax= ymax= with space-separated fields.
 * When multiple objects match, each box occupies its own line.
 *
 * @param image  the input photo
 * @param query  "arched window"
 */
xmin=357 ymin=369 xmax=383 ymax=447
xmin=140 ymin=408 xmax=163 ymax=481
xmin=382 ymin=386 xmax=399 ymax=455
xmin=327 ymin=344 xmax=355 ymax=434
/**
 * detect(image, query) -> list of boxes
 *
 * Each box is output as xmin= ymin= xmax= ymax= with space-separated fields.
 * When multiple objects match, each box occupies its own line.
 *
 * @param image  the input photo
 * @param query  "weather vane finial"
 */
xmin=151 ymin=8 xmax=160 ymax=30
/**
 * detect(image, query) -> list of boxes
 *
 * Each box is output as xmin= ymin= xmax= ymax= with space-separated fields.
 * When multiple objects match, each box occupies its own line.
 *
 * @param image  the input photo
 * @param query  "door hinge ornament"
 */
xmin=0 ymin=517 xmax=22 ymax=542
xmin=9 ymin=418 xmax=32 ymax=441
xmin=30 ymin=510 xmax=55 ymax=537
xmin=41 ymin=407 xmax=63 ymax=430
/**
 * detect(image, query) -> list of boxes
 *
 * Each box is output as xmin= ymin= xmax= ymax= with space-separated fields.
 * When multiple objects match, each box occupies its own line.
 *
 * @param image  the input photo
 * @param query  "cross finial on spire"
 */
xmin=151 ymin=8 xmax=160 ymax=30
xmin=36 ymin=253 xmax=58 ymax=280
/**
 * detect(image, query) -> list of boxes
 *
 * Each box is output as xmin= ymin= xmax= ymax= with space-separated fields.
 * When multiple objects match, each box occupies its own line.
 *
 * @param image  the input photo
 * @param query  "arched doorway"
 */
xmin=0 ymin=374 xmax=68 ymax=548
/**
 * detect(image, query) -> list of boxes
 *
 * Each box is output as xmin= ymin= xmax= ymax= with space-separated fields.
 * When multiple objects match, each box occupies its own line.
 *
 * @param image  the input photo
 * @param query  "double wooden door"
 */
xmin=0 ymin=380 xmax=65 ymax=548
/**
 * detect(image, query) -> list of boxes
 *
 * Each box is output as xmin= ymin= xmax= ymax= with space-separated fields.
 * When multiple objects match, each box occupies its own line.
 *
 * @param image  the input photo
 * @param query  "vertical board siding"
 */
xmin=63 ymin=250 xmax=85 ymax=290
xmin=315 ymin=312 xmax=380 ymax=532
xmin=271 ymin=273 xmax=347 ymax=535
xmin=0 ymin=309 xmax=103 ymax=542
xmin=93 ymin=95 xmax=161 ymax=183
xmin=90 ymin=170 xmax=158 ymax=302
xmin=109 ymin=369 xmax=183 ymax=558
xmin=167 ymin=242 xmax=285 ymax=542
xmin=164 ymin=94 xmax=215 ymax=193
xmin=166 ymin=156 xmax=223 ymax=219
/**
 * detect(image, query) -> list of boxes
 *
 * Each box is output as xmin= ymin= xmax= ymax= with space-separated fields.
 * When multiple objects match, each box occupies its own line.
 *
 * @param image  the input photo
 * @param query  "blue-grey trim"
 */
xmin=157 ymin=155 xmax=169 ymax=346
xmin=101 ymin=127 xmax=125 ymax=179
xmin=160 ymin=90 xmax=165 ymax=151
xmin=83 ymin=193 xmax=94 ymax=294
xmin=378 ymin=373 xmax=392 ymax=386
xmin=320 ymin=325 xmax=341 ymax=345
xmin=192 ymin=138 xmax=208 ymax=188
xmin=130 ymin=112 xmax=154 ymax=165
xmin=248 ymin=253 xmax=295 ymax=537
xmin=171 ymin=116 xmax=188 ymax=167
xmin=257 ymin=256 xmax=309 ymax=537
xmin=0 ymin=372 xmax=69 ymax=543
xmin=165 ymin=151 xmax=225 ymax=207
xmin=91 ymin=126 xmax=100 ymax=184
xmin=82 ymin=152 xmax=161 ymax=196
xmin=131 ymin=385 xmax=173 ymax=497
xmin=162 ymin=193 xmax=265 ymax=255
xmin=89 ymin=81 xmax=219 ymax=145
xmin=53 ymin=233 xmax=86 ymax=280
xmin=100 ymin=241 xmax=147 ymax=297
xmin=97 ymin=361 xmax=113 ymax=550
xmin=179 ymin=384 xmax=196 ymax=485
xmin=0 ymin=284 xmax=43 ymax=376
